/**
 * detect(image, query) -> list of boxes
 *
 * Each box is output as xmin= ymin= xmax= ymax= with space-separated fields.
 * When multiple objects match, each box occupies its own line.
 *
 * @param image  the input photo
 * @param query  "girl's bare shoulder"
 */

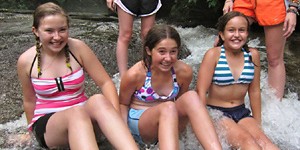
xmin=67 ymin=38 xmax=88 ymax=52
xmin=18 ymin=46 xmax=36 ymax=67
xmin=124 ymin=61 xmax=147 ymax=84
xmin=174 ymin=60 xmax=193 ymax=80
xmin=248 ymin=48 xmax=260 ymax=63
xmin=205 ymin=46 xmax=221 ymax=58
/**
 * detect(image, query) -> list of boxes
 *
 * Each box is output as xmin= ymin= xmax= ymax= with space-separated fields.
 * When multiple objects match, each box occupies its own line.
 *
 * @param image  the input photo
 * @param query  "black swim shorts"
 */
xmin=32 ymin=112 xmax=55 ymax=148
xmin=207 ymin=104 xmax=252 ymax=123
xmin=115 ymin=0 xmax=162 ymax=17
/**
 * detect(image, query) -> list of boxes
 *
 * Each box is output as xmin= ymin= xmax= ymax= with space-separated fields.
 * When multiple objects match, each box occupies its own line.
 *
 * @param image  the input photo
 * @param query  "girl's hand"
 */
xmin=106 ymin=0 xmax=115 ymax=12
xmin=8 ymin=132 xmax=32 ymax=146
xmin=283 ymin=9 xmax=297 ymax=38
xmin=223 ymin=0 xmax=233 ymax=14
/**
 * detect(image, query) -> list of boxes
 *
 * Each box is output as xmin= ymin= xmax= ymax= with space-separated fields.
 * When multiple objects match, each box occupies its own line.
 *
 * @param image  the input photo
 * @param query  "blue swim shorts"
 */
xmin=114 ymin=0 xmax=162 ymax=17
xmin=128 ymin=108 xmax=146 ymax=145
xmin=207 ymin=104 xmax=252 ymax=123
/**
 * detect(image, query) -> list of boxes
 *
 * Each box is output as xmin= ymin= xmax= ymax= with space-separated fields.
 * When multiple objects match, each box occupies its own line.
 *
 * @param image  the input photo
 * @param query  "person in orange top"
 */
xmin=222 ymin=0 xmax=299 ymax=100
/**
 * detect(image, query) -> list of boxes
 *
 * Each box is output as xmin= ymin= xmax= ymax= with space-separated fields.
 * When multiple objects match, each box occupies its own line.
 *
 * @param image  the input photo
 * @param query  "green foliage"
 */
xmin=186 ymin=0 xmax=218 ymax=8
xmin=188 ymin=0 xmax=197 ymax=3
xmin=206 ymin=0 xmax=218 ymax=8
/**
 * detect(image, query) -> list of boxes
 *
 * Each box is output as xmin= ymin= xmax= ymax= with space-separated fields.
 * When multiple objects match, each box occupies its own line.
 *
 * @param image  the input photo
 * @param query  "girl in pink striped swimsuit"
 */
xmin=17 ymin=2 xmax=138 ymax=150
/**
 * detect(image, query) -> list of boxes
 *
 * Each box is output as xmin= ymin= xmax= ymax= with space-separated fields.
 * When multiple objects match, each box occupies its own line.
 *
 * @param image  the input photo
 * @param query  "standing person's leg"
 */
xmin=84 ymin=94 xmax=139 ymax=150
xmin=175 ymin=91 xmax=222 ymax=150
xmin=116 ymin=7 xmax=134 ymax=77
xmin=140 ymin=15 xmax=156 ymax=41
xmin=264 ymin=23 xmax=286 ymax=99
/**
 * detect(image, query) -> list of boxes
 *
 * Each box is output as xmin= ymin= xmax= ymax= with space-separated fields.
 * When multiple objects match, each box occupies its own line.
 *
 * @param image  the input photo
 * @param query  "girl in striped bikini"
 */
xmin=197 ymin=11 xmax=279 ymax=149
xmin=17 ymin=2 xmax=138 ymax=150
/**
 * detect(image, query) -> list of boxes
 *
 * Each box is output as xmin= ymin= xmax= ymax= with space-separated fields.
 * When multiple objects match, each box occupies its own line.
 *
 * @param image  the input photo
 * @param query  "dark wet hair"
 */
xmin=216 ymin=11 xmax=257 ymax=66
xmin=33 ymin=2 xmax=72 ymax=78
xmin=142 ymin=25 xmax=181 ymax=69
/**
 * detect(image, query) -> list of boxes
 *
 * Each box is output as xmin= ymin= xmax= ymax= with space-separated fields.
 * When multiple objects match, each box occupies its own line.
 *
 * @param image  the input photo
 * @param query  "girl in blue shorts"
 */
xmin=119 ymin=25 xmax=222 ymax=149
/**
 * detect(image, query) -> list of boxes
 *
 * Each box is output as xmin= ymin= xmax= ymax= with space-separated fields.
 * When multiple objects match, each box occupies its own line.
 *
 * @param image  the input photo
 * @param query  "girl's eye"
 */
xmin=157 ymin=48 xmax=166 ymax=53
xmin=170 ymin=49 xmax=178 ymax=54
xmin=228 ymin=29 xmax=235 ymax=32
xmin=45 ymin=29 xmax=53 ymax=33
xmin=60 ymin=28 xmax=67 ymax=32
xmin=159 ymin=50 xmax=166 ymax=54
xmin=239 ymin=28 xmax=246 ymax=32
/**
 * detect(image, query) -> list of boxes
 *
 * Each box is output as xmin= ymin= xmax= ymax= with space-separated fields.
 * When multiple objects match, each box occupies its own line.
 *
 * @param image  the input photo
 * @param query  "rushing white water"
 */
xmin=1 ymin=25 xmax=299 ymax=149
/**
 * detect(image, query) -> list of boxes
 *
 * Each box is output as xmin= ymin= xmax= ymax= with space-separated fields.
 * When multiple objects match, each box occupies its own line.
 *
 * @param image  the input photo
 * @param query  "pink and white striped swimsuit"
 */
xmin=28 ymin=68 xmax=87 ymax=130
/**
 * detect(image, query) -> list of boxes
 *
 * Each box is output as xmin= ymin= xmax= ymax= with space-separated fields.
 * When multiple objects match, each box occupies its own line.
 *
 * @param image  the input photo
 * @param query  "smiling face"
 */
xmin=142 ymin=25 xmax=181 ymax=70
xmin=33 ymin=14 xmax=69 ymax=53
xmin=147 ymin=38 xmax=179 ymax=72
xmin=219 ymin=16 xmax=249 ymax=51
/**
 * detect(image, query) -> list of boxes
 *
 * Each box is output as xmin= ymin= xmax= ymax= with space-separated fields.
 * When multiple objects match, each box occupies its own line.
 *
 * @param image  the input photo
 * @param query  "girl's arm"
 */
xmin=176 ymin=61 xmax=193 ymax=97
xmin=119 ymin=68 xmax=140 ymax=123
xmin=248 ymin=48 xmax=262 ymax=125
xmin=283 ymin=0 xmax=299 ymax=37
xmin=196 ymin=48 xmax=218 ymax=105
xmin=72 ymin=39 xmax=120 ymax=112
xmin=17 ymin=50 xmax=37 ymax=126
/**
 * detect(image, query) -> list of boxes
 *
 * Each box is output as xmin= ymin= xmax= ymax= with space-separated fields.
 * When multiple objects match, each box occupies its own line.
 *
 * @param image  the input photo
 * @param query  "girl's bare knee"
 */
xmin=67 ymin=107 xmax=91 ymax=126
xmin=182 ymin=91 xmax=200 ymax=102
xmin=119 ymin=31 xmax=132 ymax=42
xmin=236 ymin=133 xmax=260 ymax=149
xmin=86 ymin=94 xmax=114 ymax=114
xmin=159 ymin=102 xmax=177 ymax=119
xmin=180 ymin=91 xmax=204 ymax=109
xmin=254 ymin=135 xmax=277 ymax=149
xmin=88 ymin=94 xmax=110 ymax=106
xmin=182 ymin=90 xmax=197 ymax=97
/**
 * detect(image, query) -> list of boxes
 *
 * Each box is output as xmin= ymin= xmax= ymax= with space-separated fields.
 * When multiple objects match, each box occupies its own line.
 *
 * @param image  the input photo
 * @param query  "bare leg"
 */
xmin=264 ymin=23 xmax=286 ymax=99
xmin=219 ymin=118 xmax=261 ymax=150
xmin=84 ymin=94 xmax=138 ymax=150
xmin=139 ymin=101 xmax=179 ymax=150
xmin=175 ymin=91 xmax=222 ymax=150
xmin=116 ymin=7 xmax=134 ymax=77
xmin=239 ymin=118 xmax=279 ymax=150
xmin=44 ymin=106 xmax=98 ymax=150
xmin=140 ymin=14 xmax=156 ymax=41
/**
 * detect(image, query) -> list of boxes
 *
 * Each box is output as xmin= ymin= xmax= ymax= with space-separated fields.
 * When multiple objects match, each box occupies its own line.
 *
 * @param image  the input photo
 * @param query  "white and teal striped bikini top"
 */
xmin=212 ymin=45 xmax=255 ymax=86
